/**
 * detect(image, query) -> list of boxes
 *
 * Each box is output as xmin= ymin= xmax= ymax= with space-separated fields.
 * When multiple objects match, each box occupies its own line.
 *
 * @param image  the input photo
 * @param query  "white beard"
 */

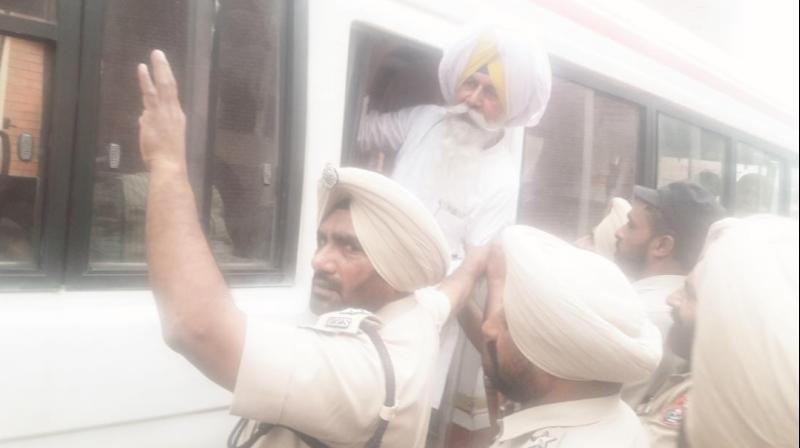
xmin=428 ymin=107 xmax=502 ymax=215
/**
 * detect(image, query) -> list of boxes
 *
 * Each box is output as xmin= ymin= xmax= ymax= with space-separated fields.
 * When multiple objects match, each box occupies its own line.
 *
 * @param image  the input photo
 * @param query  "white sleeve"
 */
xmin=356 ymin=106 xmax=423 ymax=154
xmin=231 ymin=317 xmax=384 ymax=441
xmin=465 ymin=181 xmax=519 ymax=246
xmin=414 ymin=287 xmax=452 ymax=331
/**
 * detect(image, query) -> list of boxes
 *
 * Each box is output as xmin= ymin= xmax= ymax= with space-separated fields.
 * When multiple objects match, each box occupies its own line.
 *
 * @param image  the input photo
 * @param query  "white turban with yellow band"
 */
xmin=687 ymin=215 xmax=799 ymax=448
xmin=317 ymin=166 xmax=451 ymax=293
xmin=438 ymin=26 xmax=552 ymax=127
xmin=501 ymin=225 xmax=662 ymax=383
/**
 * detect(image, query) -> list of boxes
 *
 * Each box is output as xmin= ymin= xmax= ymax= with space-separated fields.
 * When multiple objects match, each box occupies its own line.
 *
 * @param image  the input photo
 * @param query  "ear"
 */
xmin=650 ymin=234 xmax=675 ymax=258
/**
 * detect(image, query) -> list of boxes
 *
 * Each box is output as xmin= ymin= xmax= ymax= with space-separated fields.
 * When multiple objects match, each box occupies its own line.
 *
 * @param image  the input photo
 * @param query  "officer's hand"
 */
xmin=462 ymin=243 xmax=491 ymax=279
xmin=137 ymin=50 xmax=187 ymax=173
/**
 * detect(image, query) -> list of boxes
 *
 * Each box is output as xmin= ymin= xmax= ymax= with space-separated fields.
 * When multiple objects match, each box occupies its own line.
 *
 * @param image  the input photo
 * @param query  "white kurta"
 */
xmin=632 ymin=275 xmax=684 ymax=337
xmin=358 ymin=105 xmax=519 ymax=260
xmin=491 ymin=395 xmax=649 ymax=448
xmin=359 ymin=105 xmax=518 ymax=423
xmin=230 ymin=289 xmax=451 ymax=448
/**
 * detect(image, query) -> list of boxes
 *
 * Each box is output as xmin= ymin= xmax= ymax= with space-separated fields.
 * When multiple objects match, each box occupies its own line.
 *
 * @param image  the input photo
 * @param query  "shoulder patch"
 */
xmin=524 ymin=429 xmax=560 ymax=448
xmin=306 ymin=308 xmax=382 ymax=335
xmin=659 ymin=394 xmax=688 ymax=428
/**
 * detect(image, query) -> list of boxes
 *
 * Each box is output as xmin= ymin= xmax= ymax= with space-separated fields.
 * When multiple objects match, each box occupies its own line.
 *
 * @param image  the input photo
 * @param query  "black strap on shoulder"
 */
xmin=228 ymin=319 xmax=396 ymax=448
xmin=361 ymin=323 xmax=396 ymax=448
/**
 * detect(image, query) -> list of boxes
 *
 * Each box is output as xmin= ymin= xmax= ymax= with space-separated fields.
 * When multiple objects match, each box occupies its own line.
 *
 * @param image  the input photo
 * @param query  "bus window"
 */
xmin=341 ymin=23 xmax=443 ymax=173
xmin=86 ymin=0 xmax=289 ymax=273
xmin=733 ymin=143 xmax=782 ymax=216
xmin=519 ymin=77 xmax=642 ymax=241
xmin=207 ymin=0 xmax=286 ymax=269
xmin=87 ymin=0 xmax=208 ymax=268
xmin=0 ymin=0 xmax=56 ymax=23
xmin=656 ymin=114 xmax=727 ymax=202
xmin=0 ymin=36 xmax=50 ymax=268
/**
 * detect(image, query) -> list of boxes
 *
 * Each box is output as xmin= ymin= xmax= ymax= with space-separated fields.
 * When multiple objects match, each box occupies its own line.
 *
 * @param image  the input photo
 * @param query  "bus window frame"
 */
xmin=0 ymin=0 xmax=308 ymax=291
xmin=62 ymin=0 xmax=308 ymax=290
xmin=542 ymin=56 xmax=794 ymax=218
xmin=0 ymin=3 xmax=81 ymax=290
xmin=339 ymin=20 xmax=444 ymax=168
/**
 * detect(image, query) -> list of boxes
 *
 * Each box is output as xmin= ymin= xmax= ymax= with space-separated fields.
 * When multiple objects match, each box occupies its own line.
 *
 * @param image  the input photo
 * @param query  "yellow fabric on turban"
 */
xmin=501 ymin=225 xmax=662 ymax=383
xmin=456 ymin=34 xmax=507 ymax=112
xmin=687 ymin=215 xmax=799 ymax=448
xmin=317 ymin=166 xmax=450 ymax=293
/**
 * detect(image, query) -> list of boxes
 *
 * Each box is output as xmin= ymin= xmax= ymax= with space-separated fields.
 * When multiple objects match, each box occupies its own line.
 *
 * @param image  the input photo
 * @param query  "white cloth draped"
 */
xmin=501 ymin=225 xmax=662 ymax=383
xmin=687 ymin=215 xmax=799 ymax=448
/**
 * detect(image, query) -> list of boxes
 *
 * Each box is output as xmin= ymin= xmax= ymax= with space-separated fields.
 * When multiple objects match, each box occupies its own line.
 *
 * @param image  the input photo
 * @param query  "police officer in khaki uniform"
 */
xmin=634 ymin=360 xmax=690 ymax=448
xmin=670 ymin=216 xmax=798 ymax=448
xmin=481 ymin=226 xmax=663 ymax=448
xmin=136 ymin=50 xmax=489 ymax=448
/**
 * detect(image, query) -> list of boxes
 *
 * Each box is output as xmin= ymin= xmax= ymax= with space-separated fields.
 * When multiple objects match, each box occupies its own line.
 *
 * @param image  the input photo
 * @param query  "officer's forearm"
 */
xmin=437 ymin=253 xmax=486 ymax=315
xmin=457 ymin=300 xmax=484 ymax=351
xmin=146 ymin=162 xmax=244 ymax=389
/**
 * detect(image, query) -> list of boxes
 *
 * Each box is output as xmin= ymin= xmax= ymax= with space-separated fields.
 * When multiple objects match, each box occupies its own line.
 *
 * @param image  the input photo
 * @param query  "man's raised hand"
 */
xmin=137 ymin=50 xmax=187 ymax=173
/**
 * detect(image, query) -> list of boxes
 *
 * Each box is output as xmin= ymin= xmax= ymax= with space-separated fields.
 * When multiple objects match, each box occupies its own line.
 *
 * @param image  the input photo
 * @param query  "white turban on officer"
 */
xmin=318 ymin=166 xmax=451 ymax=293
xmin=438 ymin=25 xmax=552 ymax=127
xmin=593 ymin=197 xmax=631 ymax=260
xmin=687 ymin=215 xmax=799 ymax=448
xmin=501 ymin=225 xmax=662 ymax=383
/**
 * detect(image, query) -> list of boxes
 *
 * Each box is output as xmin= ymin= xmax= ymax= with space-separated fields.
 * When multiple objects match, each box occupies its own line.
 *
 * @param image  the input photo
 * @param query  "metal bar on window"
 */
xmin=0 ymin=14 xmax=57 ymax=41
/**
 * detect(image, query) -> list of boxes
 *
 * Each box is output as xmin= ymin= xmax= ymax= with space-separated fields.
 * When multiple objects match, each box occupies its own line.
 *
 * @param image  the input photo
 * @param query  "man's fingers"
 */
xmin=150 ymin=49 xmax=179 ymax=100
xmin=137 ymin=63 xmax=157 ymax=109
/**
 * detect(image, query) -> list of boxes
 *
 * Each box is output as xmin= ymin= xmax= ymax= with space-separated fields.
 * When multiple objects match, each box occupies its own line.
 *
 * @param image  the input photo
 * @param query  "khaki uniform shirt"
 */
xmin=635 ymin=364 xmax=691 ymax=448
xmin=490 ymin=395 xmax=649 ymax=448
xmin=230 ymin=288 xmax=451 ymax=448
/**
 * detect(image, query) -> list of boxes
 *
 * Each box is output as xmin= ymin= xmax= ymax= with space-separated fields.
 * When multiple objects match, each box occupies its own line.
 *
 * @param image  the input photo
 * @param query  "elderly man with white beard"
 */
xmin=358 ymin=26 xmax=550 ymax=261
xmin=358 ymin=26 xmax=552 ymax=443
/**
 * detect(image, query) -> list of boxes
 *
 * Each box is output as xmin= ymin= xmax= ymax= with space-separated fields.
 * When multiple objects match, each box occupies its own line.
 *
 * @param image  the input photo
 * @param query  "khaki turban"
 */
xmin=438 ymin=26 xmax=552 ymax=127
xmin=593 ymin=197 xmax=631 ymax=260
xmin=687 ymin=215 xmax=799 ymax=448
xmin=318 ymin=166 xmax=450 ymax=293
xmin=501 ymin=225 xmax=662 ymax=383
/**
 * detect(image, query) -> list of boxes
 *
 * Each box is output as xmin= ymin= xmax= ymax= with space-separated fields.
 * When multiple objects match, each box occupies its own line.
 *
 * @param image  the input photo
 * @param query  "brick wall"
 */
xmin=3 ymin=37 xmax=45 ymax=178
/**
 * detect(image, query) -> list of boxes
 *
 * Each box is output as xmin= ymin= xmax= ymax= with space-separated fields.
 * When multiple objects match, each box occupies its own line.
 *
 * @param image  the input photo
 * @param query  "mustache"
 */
xmin=445 ymin=103 xmax=497 ymax=130
xmin=312 ymin=272 xmax=341 ymax=291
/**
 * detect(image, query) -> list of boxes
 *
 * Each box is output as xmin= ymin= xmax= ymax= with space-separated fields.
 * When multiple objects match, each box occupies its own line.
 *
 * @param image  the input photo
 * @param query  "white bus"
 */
xmin=0 ymin=0 xmax=797 ymax=447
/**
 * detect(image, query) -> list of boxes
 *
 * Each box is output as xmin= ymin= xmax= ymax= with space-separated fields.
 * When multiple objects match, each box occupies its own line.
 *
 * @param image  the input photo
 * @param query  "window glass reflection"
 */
xmin=0 ymin=35 xmax=49 ymax=267
xmin=519 ymin=78 xmax=641 ymax=241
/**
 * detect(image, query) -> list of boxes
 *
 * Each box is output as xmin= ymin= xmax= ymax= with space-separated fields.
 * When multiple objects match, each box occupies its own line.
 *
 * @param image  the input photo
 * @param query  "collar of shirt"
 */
xmin=497 ymin=394 xmax=623 ymax=442
xmin=632 ymin=275 xmax=685 ymax=294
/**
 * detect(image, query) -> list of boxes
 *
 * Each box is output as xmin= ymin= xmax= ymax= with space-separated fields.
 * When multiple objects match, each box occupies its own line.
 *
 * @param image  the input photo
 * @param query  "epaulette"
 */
xmin=306 ymin=308 xmax=383 ymax=335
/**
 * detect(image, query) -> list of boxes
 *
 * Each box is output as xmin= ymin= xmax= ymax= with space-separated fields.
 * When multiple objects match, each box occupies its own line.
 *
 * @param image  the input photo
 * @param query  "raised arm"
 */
xmin=356 ymin=106 xmax=423 ymax=155
xmin=138 ymin=50 xmax=244 ymax=391
xmin=436 ymin=243 xmax=490 ymax=316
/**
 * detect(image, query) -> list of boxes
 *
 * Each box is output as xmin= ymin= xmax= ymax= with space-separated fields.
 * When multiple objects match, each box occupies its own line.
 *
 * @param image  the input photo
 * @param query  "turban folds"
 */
xmin=501 ymin=225 xmax=662 ymax=383
xmin=439 ymin=26 xmax=552 ymax=127
xmin=593 ymin=197 xmax=631 ymax=260
xmin=687 ymin=215 xmax=799 ymax=448
xmin=318 ymin=166 xmax=450 ymax=293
